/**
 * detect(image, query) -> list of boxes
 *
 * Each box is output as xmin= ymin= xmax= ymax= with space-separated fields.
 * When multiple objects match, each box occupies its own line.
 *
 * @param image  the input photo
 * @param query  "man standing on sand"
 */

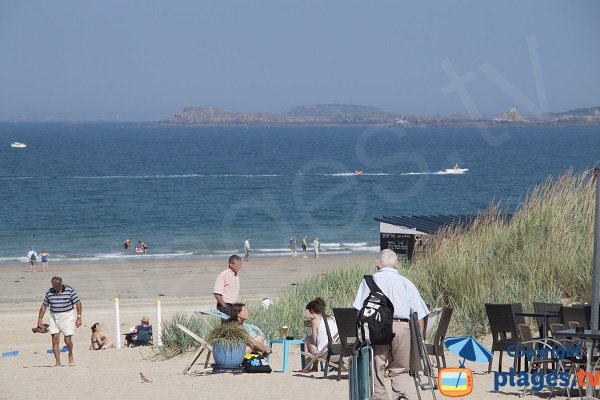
xmin=302 ymin=235 xmax=308 ymax=258
xmin=353 ymin=249 xmax=429 ymax=400
xmin=289 ymin=234 xmax=298 ymax=258
xmin=313 ymin=237 xmax=320 ymax=258
xmin=243 ymin=237 xmax=251 ymax=261
xmin=27 ymin=248 xmax=38 ymax=272
xmin=213 ymin=255 xmax=242 ymax=316
xmin=37 ymin=276 xmax=82 ymax=366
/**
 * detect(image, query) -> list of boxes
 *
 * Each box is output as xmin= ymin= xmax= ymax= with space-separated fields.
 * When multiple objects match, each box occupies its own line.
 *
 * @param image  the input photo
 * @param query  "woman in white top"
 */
xmin=301 ymin=297 xmax=338 ymax=373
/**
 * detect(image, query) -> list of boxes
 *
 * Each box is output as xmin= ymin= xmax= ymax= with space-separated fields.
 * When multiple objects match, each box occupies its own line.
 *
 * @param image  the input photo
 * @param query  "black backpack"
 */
xmin=356 ymin=275 xmax=395 ymax=345
xmin=30 ymin=253 xmax=36 ymax=261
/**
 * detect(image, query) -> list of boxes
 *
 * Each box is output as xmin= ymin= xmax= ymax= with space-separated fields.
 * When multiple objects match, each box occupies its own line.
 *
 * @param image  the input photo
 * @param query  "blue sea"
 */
xmin=0 ymin=123 xmax=598 ymax=265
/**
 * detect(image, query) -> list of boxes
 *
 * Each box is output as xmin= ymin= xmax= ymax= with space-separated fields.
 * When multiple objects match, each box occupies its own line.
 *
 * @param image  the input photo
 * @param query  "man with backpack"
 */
xmin=353 ymin=249 xmax=429 ymax=400
xmin=27 ymin=248 xmax=38 ymax=272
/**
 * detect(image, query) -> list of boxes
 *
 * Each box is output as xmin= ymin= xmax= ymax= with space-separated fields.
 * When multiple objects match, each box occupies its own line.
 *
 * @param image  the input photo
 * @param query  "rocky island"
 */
xmin=157 ymin=104 xmax=600 ymax=128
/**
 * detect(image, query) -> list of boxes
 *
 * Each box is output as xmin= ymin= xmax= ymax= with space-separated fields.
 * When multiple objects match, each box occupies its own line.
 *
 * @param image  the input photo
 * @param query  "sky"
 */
xmin=1 ymin=1 xmax=599 ymax=121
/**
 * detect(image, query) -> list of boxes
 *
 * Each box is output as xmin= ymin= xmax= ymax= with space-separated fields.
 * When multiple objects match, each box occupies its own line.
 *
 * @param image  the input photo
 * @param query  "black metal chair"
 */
xmin=323 ymin=307 xmax=354 ymax=381
xmin=533 ymin=302 xmax=561 ymax=337
xmin=425 ymin=307 xmax=453 ymax=370
xmin=485 ymin=303 xmax=525 ymax=373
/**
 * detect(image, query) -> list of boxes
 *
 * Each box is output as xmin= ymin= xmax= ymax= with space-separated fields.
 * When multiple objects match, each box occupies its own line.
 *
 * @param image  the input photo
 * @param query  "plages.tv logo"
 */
xmin=438 ymin=367 xmax=474 ymax=397
xmin=440 ymin=335 xmax=494 ymax=397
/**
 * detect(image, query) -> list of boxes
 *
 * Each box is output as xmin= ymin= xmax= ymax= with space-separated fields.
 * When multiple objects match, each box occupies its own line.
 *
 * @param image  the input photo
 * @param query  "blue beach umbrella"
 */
xmin=445 ymin=336 xmax=493 ymax=365
xmin=444 ymin=336 xmax=493 ymax=388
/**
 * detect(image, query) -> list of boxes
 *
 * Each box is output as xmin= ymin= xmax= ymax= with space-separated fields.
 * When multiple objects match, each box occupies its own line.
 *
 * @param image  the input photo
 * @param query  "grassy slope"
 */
xmin=160 ymin=170 xmax=595 ymax=356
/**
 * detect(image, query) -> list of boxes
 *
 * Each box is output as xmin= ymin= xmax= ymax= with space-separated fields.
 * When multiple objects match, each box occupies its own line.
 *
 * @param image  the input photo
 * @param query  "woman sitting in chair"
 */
xmin=125 ymin=316 xmax=153 ymax=347
xmin=90 ymin=323 xmax=114 ymax=350
xmin=301 ymin=297 xmax=338 ymax=373
xmin=228 ymin=303 xmax=272 ymax=357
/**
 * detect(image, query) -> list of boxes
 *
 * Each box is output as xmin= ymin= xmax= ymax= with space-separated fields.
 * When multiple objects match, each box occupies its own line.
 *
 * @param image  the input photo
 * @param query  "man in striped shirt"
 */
xmin=37 ymin=276 xmax=83 ymax=366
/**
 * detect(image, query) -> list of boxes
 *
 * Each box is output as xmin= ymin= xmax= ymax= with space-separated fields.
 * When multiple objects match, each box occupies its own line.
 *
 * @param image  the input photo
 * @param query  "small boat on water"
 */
xmin=10 ymin=142 xmax=27 ymax=148
xmin=354 ymin=170 xmax=363 ymax=176
xmin=441 ymin=164 xmax=469 ymax=174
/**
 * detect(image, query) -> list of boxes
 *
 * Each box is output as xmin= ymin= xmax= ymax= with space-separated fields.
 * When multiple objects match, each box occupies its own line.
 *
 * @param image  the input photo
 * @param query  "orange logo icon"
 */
xmin=438 ymin=367 xmax=473 ymax=397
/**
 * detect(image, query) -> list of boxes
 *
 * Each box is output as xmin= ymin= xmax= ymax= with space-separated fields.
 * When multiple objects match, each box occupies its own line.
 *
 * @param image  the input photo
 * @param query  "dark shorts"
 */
xmin=302 ymin=245 xmax=307 ymax=251
xmin=217 ymin=303 xmax=233 ymax=317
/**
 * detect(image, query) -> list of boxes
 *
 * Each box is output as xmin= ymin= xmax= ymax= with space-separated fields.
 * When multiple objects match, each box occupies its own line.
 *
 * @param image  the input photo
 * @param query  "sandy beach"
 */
xmin=0 ymin=254 xmax=550 ymax=399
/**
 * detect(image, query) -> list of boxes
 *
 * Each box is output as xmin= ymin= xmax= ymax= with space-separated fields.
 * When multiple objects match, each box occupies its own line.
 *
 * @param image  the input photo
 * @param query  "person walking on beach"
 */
xmin=302 ymin=235 xmax=309 ymax=258
xmin=213 ymin=255 xmax=242 ymax=317
xmin=37 ymin=276 xmax=83 ymax=366
xmin=39 ymin=249 xmax=49 ymax=272
xmin=289 ymin=234 xmax=298 ymax=258
xmin=243 ymin=237 xmax=251 ymax=261
xmin=27 ymin=248 xmax=38 ymax=272
xmin=352 ymin=249 xmax=429 ymax=400
xmin=313 ymin=237 xmax=320 ymax=258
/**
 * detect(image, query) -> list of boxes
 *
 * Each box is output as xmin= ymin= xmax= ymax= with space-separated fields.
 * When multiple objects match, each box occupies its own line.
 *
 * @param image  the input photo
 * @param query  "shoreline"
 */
xmin=0 ymin=250 xmax=377 ymax=270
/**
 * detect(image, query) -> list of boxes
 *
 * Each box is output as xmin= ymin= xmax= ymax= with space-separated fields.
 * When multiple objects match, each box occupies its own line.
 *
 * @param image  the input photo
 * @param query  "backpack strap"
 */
xmin=364 ymin=275 xmax=382 ymax=294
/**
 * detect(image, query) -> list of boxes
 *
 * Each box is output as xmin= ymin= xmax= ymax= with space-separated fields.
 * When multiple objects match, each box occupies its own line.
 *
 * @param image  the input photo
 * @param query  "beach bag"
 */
xmin=356 ymin=275 xmax=395 ymax=345
xmin=241 ymin=353 xmax=272 ymax=373
xmin=30 ymin=253 xmax=36 ymax=261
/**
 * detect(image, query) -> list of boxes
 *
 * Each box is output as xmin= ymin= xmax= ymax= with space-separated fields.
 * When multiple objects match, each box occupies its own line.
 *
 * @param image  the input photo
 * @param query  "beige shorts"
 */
xmin=49 ymin=311 xmax=75 ymax=336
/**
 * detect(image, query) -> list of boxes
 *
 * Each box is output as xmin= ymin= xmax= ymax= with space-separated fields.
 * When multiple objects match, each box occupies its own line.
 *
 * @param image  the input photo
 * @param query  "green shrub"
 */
xmin=206 ymin=323 xmax=252 ymax=346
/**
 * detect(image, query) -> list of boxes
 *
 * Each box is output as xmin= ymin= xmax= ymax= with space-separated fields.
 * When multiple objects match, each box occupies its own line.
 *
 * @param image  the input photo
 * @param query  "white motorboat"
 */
xmin=441 ymin=164 xmax=468 ymax=174
xmin=10 ymin=142 xmax=27 ymax=148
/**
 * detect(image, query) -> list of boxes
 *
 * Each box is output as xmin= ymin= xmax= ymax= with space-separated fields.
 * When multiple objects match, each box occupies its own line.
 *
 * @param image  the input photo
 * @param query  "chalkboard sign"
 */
xmin=380 ymin=232 xmax=415 ymax=260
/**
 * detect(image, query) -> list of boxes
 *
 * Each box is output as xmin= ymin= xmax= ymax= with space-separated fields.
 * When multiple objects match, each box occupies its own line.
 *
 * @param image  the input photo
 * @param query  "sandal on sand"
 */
xmin=32 ymin=324 xmax=49 ymax=333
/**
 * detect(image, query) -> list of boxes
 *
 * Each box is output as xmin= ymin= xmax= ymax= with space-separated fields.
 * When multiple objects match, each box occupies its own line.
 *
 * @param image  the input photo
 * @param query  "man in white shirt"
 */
xmin=353 ymin=249 xmax=429 ymax=400
xmin=27 ymin=248 xmax=38 ymax=272
xmin=243 ymin=238 xmax=251 ymax=261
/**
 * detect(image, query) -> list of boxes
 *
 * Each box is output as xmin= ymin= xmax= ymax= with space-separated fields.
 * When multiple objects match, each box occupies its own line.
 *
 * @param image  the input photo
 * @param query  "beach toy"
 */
xmin=46 ymin=345 xmax=68 ymax=354
xmin=2 ymin=350 xmax=19 ymax=358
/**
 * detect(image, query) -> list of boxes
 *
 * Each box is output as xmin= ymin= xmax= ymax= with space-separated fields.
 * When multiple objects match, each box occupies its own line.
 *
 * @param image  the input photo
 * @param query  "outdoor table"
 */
xmin=554 ymin=329 xmax=600 ymax=400
xmin=514 ymin=311 xmax=559 ymax=338
xmin=267 ymin=339 xmax=305 ymax=373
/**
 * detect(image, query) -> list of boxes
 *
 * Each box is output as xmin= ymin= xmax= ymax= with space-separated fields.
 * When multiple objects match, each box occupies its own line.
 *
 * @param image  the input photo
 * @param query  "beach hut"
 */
xmin=375 ymin=214 xmax=510 ymax=261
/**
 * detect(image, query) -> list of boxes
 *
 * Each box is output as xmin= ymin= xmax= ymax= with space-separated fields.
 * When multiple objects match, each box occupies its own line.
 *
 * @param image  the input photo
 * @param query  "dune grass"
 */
xmin=159 ymin=169 xmax=596 ymax=357
xmin=403 ymin=169 xmax=595 ymax=336
xmin=155 ymin=311 xmax=213 ymax=359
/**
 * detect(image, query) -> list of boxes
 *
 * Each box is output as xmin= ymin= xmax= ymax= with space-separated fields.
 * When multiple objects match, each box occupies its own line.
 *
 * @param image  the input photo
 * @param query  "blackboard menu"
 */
xmin=380 ymin=232 xmax=415 ymax=260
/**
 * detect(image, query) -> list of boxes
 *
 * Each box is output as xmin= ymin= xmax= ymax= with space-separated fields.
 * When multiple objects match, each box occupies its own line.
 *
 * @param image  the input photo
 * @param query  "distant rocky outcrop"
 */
xmin=166 ymin=106 xmax=300 ymax=125
xmin=157 ymin=104 xmax=600 ymax=127
xmin=540 ymin=106 xmax=600 ymax=123
xmin=493 ymin=108 xmax=526 ymax=123
xmin=286 ymin=104 xmax=385 ymax=117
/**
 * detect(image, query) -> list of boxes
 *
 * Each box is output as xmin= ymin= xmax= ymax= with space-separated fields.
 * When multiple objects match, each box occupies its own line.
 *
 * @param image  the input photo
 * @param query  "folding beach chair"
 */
xmin=409 ymin=310 xmax=438 ymax=400
xmin=176 ymin=324 xmax=213 ymax=374
xmin=298 ymin=331 xmax=341 ymax=373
